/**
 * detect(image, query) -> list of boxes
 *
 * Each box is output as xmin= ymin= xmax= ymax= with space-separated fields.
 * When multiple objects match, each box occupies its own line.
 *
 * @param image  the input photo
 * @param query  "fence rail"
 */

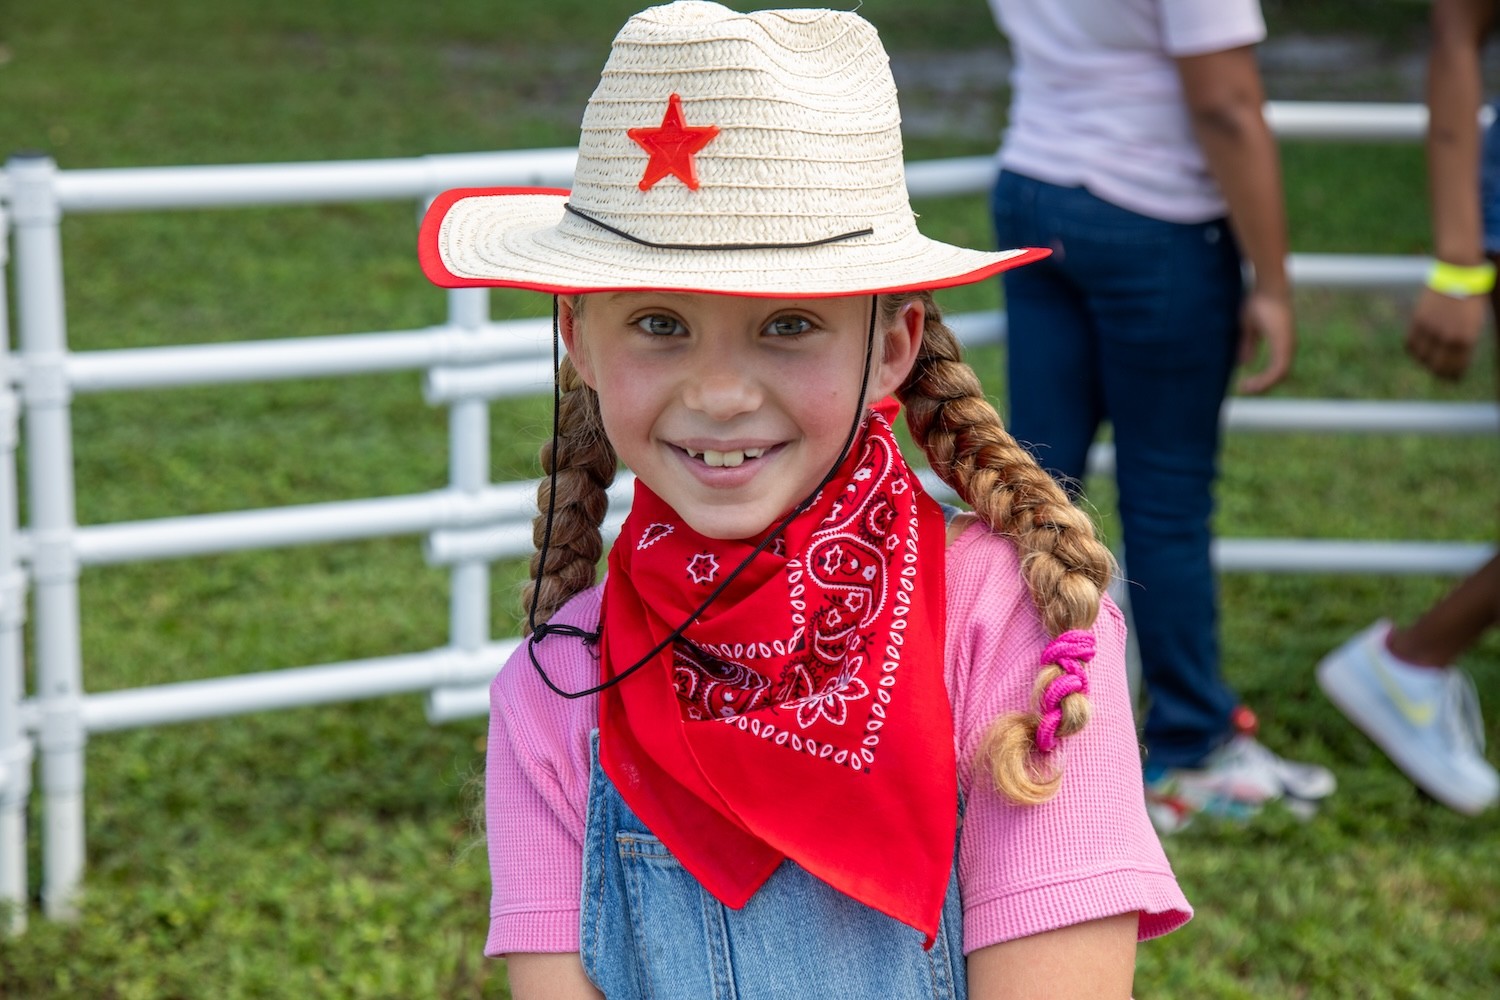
xmin=1 ymin=101 xmax=1496 ymax=934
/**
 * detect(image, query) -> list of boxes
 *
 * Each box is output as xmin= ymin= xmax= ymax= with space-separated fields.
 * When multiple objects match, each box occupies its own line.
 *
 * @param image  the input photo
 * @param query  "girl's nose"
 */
xmin=681 ymin=350 xmax=763 ymax=421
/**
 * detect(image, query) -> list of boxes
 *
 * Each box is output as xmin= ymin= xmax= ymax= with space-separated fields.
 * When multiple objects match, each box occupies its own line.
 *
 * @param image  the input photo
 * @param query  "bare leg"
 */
xmin=1390 ymin=272 xmax=1500 ymax=668
xmin=1386 ymin=553 xmax=1500 ymax=667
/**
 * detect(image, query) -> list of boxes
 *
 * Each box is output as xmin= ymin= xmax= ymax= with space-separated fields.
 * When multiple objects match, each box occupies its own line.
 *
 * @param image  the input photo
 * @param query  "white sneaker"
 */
xmin=1318 ymin=619 xmax=1499 ymax=815
xmin=1144 ymin=732 xmax=1336 ymax=834
xmin=1225 ymin=730 xmax=1338 ymax=802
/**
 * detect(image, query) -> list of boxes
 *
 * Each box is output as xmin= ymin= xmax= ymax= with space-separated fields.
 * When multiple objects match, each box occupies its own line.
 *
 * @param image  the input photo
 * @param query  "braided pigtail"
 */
xmin=889 ymin=293 xmax=1116 ymax=805
xmin=522 ymin=351 xmax=618 ymax=634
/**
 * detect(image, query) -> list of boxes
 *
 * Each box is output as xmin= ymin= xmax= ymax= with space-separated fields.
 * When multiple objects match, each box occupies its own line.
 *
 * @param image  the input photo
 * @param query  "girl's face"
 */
xmin=562 ymin=292 xmax=922 ymax=540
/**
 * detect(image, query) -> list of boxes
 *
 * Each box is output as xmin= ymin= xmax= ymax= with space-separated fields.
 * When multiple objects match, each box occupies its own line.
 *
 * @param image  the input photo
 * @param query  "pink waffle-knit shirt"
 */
xmin=484 ymin=521 xmax=1192 ymax=957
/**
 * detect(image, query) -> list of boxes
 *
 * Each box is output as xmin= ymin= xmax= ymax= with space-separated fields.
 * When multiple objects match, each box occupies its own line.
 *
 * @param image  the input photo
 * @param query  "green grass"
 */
xmin=2 ymin=2 xmax=1498 ymax=997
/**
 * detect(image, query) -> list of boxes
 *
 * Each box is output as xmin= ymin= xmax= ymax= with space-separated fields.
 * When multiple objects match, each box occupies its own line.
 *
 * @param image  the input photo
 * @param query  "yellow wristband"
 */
xmin=1426 ymin=259 xmax=1497 ymax=298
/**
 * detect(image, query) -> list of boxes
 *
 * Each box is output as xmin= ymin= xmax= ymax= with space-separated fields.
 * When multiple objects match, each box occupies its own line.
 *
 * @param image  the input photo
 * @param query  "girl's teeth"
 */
xmin=694 ymin=447 xmax=766 ymax=467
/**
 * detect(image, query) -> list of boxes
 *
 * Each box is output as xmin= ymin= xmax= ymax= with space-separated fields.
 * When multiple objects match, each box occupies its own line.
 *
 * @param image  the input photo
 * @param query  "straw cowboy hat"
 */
xmin=419 ymin=0 xmax=1045 ymax=297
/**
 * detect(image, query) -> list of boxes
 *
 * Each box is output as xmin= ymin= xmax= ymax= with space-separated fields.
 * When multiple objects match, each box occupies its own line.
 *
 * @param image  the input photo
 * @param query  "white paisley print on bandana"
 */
xmin=637 ymin=522 xmax=675 ymax=550
xmin=670 ymin=415 xmax=922 ymax=772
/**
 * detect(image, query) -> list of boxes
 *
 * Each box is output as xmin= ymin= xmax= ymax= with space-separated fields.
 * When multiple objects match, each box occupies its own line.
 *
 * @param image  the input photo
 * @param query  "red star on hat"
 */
xmin=628 ymin=93 xmax=720 ymax=192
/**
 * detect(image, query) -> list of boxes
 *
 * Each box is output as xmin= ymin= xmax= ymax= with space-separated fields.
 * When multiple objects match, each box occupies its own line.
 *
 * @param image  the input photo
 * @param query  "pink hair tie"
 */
xmin=1034 ymin=630 xmax=1095 ymax=753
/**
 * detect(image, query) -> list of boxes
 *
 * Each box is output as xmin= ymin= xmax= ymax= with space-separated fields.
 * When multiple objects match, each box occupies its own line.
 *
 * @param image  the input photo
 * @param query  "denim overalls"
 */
xmin=578 ymin=733 xmax=967 ymax=999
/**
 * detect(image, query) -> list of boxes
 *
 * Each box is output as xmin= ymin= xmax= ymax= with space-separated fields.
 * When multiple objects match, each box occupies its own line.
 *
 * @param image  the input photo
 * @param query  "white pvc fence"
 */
xmin=1 ymin=102 xmax=1497 ymax=934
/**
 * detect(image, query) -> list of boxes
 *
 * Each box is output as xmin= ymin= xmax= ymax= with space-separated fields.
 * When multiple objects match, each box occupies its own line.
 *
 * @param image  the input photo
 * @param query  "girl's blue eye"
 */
xmin=637 ymin=314 xmax=685 ymax=337
xmin=767 ymin=315 xmax=812 ymax=337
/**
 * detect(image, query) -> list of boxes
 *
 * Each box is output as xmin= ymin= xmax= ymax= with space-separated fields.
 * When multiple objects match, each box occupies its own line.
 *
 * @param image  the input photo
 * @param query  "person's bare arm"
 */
xmin=966 ymin=912 xmax=1138 ymax=999
xmin=505 ymin=953 xmax=604 ymax=1000
xmin=1176 ymin=45 xmax=1294 ymax=394
xmin=1407 ymin=0 xmax=1499 ymax=379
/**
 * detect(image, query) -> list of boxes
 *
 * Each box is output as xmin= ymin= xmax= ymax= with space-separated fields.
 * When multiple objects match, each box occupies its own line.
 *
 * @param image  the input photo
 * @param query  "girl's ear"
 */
xmin=869 ymin=298 xmax=924 ymax=400
xmin=559 ymin=297 xmax=598 ymax=389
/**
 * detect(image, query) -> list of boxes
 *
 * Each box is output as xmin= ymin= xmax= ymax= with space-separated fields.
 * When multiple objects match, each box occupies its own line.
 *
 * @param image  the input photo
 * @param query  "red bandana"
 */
xmin=597 ymin=401 xmax=956 ymax=943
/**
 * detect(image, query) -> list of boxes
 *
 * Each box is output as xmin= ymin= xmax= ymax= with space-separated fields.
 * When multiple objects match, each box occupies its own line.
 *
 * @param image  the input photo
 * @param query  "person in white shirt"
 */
xmin=987 ymin=0 xmax=1332 ymax=831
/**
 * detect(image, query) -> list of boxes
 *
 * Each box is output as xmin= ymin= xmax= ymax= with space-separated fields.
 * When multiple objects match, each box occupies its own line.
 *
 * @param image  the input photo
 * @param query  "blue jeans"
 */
xmin=580 ymin=733 xmax=967 ymax=999
xmin=1482 ymin=103 xmax=1500 ymax=253
xmin=991 ymin=170 xmax=1242 ymax=770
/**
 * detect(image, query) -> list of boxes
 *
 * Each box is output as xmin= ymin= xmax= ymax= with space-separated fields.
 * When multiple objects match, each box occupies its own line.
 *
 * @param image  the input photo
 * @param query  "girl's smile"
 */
xmin=679 ymin=444 xmax=769 ymax=467
xmin=672 ymin=442 xmax=784 ymax=491
xmin=561 ymin=292 xmax=921 ymax=540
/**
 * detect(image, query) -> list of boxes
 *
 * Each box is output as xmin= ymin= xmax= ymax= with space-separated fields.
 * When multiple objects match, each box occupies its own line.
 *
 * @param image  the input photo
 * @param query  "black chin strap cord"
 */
xmin=526 ymin=294 xmax=882 ymax=700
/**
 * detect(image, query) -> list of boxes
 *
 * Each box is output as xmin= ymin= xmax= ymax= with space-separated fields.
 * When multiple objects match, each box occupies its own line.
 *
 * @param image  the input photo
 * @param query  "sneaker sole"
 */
xmin=1317 ymin=653 xmax=1496 ymax=815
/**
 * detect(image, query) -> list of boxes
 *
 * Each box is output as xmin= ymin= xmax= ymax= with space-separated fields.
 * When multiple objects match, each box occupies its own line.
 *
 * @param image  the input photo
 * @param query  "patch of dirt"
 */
xmin=888 ymin=35 xmax=1500 ymax=141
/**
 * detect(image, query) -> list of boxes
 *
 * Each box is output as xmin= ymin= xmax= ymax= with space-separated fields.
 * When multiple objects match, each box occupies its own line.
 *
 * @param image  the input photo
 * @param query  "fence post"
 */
xmin=441 ymin=288 xmax=492 ymax=696
xmin=0 ymin=197 xmax=36 ymax=935
xmin=9 ymin=154 xmax=86 ymax=921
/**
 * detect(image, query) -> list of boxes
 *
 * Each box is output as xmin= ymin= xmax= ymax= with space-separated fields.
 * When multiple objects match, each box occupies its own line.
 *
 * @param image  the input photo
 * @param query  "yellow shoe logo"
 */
xmin=1372 ymin=653 xmax=1437 ymax=727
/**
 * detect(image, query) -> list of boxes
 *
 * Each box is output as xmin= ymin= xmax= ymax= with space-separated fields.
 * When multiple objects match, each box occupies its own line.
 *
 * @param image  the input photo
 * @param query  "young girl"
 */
xmin=420 ymin=3 xmax=1190 ymax=997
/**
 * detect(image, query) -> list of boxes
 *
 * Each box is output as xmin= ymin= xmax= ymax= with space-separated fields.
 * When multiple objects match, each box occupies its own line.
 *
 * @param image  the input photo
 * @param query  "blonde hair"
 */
xmin=521 ymin=304 xmax=617 ymax=631
xmin=524 ymin=292 xmax=1114 ymax=804
xmin=886 ymin=292 xmax=1114 ymax=804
